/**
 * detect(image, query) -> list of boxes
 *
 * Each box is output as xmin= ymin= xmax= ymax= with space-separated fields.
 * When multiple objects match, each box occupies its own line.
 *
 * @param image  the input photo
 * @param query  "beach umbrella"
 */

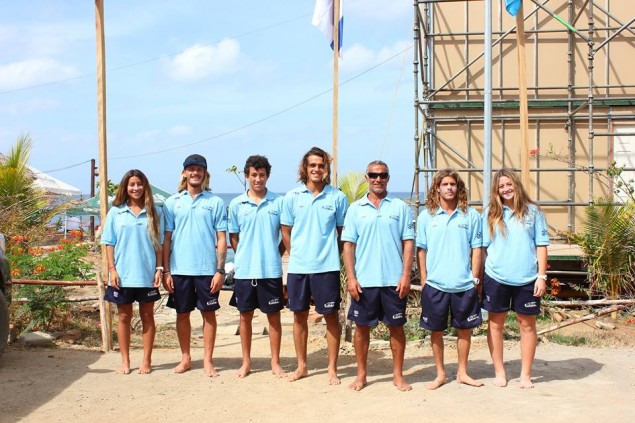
xmin=66 ymin=184 xmax=171 ymax=216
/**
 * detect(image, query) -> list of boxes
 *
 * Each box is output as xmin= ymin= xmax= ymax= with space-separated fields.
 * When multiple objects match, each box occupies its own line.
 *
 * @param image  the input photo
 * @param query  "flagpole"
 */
xmin=516 ymin=4 xmax=531 ymax=189
xmin=332 ymin=0 xmax=340 ymax=187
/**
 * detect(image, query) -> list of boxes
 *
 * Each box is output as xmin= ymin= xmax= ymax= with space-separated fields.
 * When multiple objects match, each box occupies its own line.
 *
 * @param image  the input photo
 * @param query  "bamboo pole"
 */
xmin=332 ymin=0 xmax=340 ymax=187
xmin=537 ymin=305 xmax=625 ymax=335
xmin=544 ymin=299 xmax=635 ymax=308
xmin=95 ymin=0 xmax=112 ymax=352
xmin=516 ymin=5 xmax=531 ymax=189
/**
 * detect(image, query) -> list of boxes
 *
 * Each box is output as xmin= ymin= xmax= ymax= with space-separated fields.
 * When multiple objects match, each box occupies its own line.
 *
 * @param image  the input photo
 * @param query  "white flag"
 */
xmin=312 ymin=0 xmax=343 ymax=53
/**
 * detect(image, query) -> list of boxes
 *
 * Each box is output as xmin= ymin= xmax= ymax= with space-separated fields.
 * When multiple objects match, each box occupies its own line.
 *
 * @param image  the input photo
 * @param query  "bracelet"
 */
xmin=163 ymin=270 xmax=171 ymax=275
xmin=155 ymin=266 xmax=164 ymax=271
xmin=108 ymin=266 xmax=116 ymax=270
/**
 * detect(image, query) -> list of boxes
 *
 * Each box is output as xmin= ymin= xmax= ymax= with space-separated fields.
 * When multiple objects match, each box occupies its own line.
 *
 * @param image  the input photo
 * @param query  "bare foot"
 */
xmin=118 ymin=365 xmax=131 ymax=375
xmin=173 ymin=359 xmax=192 ymax=374
xmin=493 ymin=374 xmax=508 ymax=387
xmin=327 ymin=370 xmax=341 ymax=385
xmin=427 ymin=376 xmax=447 ymax=390
xmin=348 ymin=376 xmax=367 ymax=391
xmin=204 ymin=362 xmax=219 ymax=378
xmin=393 ymin=375 xmax=412 ymax=391
xmin=236 ymin=362 xmax=251 ymax=378
xmin=457 ymin=374 xmax=484 ymax=387
xmin=271 ymin=363 xmax=286 ymax=378
xmin=138 ymin=360 xmax=152 ymax=374
xmin=287 ymin=367 xmax=308 ymax=382
xmin=519 ymin=377 xmax=534 ymax=389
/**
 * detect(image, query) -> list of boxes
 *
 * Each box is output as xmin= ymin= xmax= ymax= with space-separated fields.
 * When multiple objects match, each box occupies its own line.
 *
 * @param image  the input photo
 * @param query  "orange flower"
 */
xmin=11 ymin=268 xmax=20 ymax=277
xmin=33 ymin=264 xmax=47 ymax=275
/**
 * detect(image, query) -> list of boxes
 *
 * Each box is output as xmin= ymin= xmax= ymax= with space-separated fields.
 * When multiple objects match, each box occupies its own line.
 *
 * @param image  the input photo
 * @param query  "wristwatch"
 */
xmin=473 ymin=277 xmax=480 ymax=286
xmin=216 ymin=268 xmax=226 ymax=275
xmin=537 ymin=274 xmax=548 ymax=281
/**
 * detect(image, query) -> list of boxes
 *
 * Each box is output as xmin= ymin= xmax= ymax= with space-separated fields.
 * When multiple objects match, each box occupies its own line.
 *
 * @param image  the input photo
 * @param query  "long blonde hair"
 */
xmin=425 ymin=168 xmax=468 ymax=214
xmin=486 ymin=168 xmax=536 ymax=238
xmin=177 ymin=170 xmax=211 ymax=192
xmin=112 ymin=169 xmax=161 ymax=249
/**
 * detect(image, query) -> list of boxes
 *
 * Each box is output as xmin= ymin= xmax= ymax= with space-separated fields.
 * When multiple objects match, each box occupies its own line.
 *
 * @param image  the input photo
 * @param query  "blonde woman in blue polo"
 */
xmin=482 ymin=169 xmax=549 ymax=389
xmin=102 ymin=169 xmax=163 ymax=374
xmin=228 ymin=155 xmax=285 ymax=378
xmin=162 ymin=154 xmax=228 ymax=377
xmin=281 ymin=146 xmax=348 ymax=384
xmin=416 ymin=168 xmax=483 ymax=390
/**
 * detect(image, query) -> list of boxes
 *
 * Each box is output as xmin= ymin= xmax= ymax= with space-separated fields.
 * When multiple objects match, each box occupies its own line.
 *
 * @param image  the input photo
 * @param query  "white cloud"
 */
xmin=340 ymin=40 xmax=412 ymax=73
xmin=170 ymin=125 xmax=191 ymax=136
xmin=0 ymin=98 xmax=58 ymax=116
xmin=165 ymin=39 xmax=242 ymax=82
xmin=0 ymin=59 xmax=78 ymax=91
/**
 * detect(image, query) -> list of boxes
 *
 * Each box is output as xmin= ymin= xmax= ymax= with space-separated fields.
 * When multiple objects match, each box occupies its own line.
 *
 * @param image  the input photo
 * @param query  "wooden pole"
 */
xmin=537 ymin=305 xmax=625 ymax=336
xmin=516 ymin=5 xmax=531 ymax=189
xmin=95 ymin=0 xmax=112 ymax=352
xmin=332 ymin=0 xmax=340 ymax=187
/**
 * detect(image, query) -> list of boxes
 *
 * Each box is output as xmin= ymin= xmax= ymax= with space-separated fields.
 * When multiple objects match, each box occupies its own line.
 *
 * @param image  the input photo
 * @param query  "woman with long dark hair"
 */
xmin=102 ymin=169 xmax=163 ymax=374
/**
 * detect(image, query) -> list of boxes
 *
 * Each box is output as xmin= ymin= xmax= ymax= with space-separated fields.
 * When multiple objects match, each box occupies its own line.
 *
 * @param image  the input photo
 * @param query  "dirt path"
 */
xmin=1 ymin=292 xmax=634 ymax=423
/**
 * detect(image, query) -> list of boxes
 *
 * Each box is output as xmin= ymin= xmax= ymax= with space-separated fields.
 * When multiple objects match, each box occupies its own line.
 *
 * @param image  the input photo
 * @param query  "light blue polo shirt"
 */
xmin=281 ymin=184 xmax=348 ymax=274
xmin=228 ymin=190 xmax=283 ymax=279
xmin=482 ymin=204 xmax=550 ymax=286
xmin=416 ymin=206 xmax=482 ymax=293
xmin=341 ymin=195 xmax=414 ymax=288
xmin=163 ymin=190 xmax=227 ymax=276
xmin=101 ymin=204 xmax=163 ymax=288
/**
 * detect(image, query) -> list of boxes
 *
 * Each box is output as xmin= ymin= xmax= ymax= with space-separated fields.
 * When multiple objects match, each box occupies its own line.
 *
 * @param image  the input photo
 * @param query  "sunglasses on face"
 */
xmin=367 ymin=172 xmax=389 ymax=180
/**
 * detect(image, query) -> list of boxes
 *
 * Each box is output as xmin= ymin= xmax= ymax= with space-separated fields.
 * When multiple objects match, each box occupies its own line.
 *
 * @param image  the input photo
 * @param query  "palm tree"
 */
xmin=338 ymin=171 xmax=368 ymax=204
xmin=0 ymin=133 xmax=62 ymax=240
xmin=568 ymin=200 xmax=635 ymax=298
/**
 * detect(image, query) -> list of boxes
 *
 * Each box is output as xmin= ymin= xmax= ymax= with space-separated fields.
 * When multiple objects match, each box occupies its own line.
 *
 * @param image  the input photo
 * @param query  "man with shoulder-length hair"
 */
xmin=162 ymin=154 xmax=227 ymax=377
xmin=416 ymin=168 xmax=483 ymax=390
xmin=342 ymin=160 xmax=414 ymax=391
xmin=228 ymin=154 xmax=285 ymax=378
xmin=281 ymin=146 xmax=349 ymax=384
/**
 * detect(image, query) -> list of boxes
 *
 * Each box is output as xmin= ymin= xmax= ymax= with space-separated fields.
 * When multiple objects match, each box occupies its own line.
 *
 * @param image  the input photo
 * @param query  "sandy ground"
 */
xmin=1 ymin=291 xmax=635 ymax=423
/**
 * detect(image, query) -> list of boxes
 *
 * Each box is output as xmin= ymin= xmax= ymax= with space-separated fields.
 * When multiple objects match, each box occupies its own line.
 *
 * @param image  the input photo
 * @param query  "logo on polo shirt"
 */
xmin=476 ymin=231 xmax=482 ymax=239
xmin=407 ymin=222 xmax=414 ymax=229
xmin=389 ymin=215 xmax=399 ymax=221
xmin=467 ymin=314 xmax=479 ymax=322
xmin=268 ymin=210 xmax=279 ymax=216
xmin=322 ymin=205 xmax=334 ymax=211
xmin=268 ymin=299 xmax=280 ymax=305
xmin=392 ymin=313 xmax=403 ymax=320
xmin=524 ymin=301 xmax=537 ymax=308
xmin=206 ymin=299 xmax=218 ymax=306
xmin=324 ymin=301 xmax=335 ymax=309
xmin=458 ymin=223 xmax=468 ymax=230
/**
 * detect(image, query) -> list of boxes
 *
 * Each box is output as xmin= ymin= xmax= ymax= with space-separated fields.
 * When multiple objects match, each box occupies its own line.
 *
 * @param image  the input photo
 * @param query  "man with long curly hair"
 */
xmin=416 ymin=168 xmax=483 ymax=390
xmin=281 ymin=146 xmax=348 ymax=384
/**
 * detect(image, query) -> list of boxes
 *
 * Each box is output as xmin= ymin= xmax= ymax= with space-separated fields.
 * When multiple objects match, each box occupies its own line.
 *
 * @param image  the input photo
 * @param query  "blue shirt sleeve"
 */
xmin=401 ymin=203 xmax=415 ymax=240
xmin=335 ymin=192 xmax=348 ymax=227
xmin=163 ymin=197 xmax=175 ymax=232
xmin=214 ymin=197 xmax=228 ymax=232
xmin=533 ymin=207 xmax=550 ymax=246
xmin=280 ymin=192 xmax=295 ymax=226
xmin=481 ymin=210 xmax=491 ymax=247
xmin=100 ymin=208 xmax=117 ymax=245
xmin=470 ymin=208 xmax=483 ymax=248
xmin=341 ymin=202 xmax=358 ymax=243
xmin=416 ymin=210 xmax=428 ymax=249
xmin=228 ymin=199 xmax=240 ymax=234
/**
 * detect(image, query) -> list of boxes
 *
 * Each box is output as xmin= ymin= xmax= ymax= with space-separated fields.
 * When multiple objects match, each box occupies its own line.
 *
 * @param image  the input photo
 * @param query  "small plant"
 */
xmin=226 ymin=165 xmax=246 ymax=191
xmin=545 ymin=333 xmax=589 ymax=346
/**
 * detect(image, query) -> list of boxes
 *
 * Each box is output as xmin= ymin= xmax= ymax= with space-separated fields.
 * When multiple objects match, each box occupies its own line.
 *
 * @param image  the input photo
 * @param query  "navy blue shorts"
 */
xmin=482 ymin=273 xmax=541 ymax=315
xmin=347 ymin=286 xmax=407 ymax=327
xmin=229 ymin=278 xmax=284 ymax=314
xmin=420 ymin=284 xmax=482 ymax=331
xmin=167 ymin=275 xmax=220 ymax=313
xmin=104 ymin=286 xmax=161 ymax=305
xmin=286 ymin=271 xmax=341 ymax=314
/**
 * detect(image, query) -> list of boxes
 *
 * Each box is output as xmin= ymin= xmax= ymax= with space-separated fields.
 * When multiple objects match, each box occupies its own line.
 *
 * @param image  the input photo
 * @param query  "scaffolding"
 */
xmin=413 ymin=0 xmax=635 ymax=234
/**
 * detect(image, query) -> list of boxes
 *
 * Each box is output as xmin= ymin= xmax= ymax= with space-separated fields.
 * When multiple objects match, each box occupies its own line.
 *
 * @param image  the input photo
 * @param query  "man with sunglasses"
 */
xmin=342 ymin=160 xmax=415 ymax=391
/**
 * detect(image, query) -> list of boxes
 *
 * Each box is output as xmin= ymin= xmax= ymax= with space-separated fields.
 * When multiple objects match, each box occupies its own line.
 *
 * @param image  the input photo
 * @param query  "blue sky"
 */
xmin=0 ymin=0 xmax=414 ymax=195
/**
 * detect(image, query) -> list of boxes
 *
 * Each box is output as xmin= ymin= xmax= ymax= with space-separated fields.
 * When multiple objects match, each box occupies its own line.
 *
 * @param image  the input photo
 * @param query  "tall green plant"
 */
xmin=0 ymin=133 xmax=64 ymax=241
xmin=338 ymin=171 xmax=368 ymax=204
xmin=567 ymin=200 xmax=635 ymax=298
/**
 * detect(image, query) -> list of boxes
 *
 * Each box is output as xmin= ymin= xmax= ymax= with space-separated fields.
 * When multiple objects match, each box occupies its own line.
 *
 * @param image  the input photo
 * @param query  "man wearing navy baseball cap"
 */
xmin=162 ymin=153 xmax=228 ymax=377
